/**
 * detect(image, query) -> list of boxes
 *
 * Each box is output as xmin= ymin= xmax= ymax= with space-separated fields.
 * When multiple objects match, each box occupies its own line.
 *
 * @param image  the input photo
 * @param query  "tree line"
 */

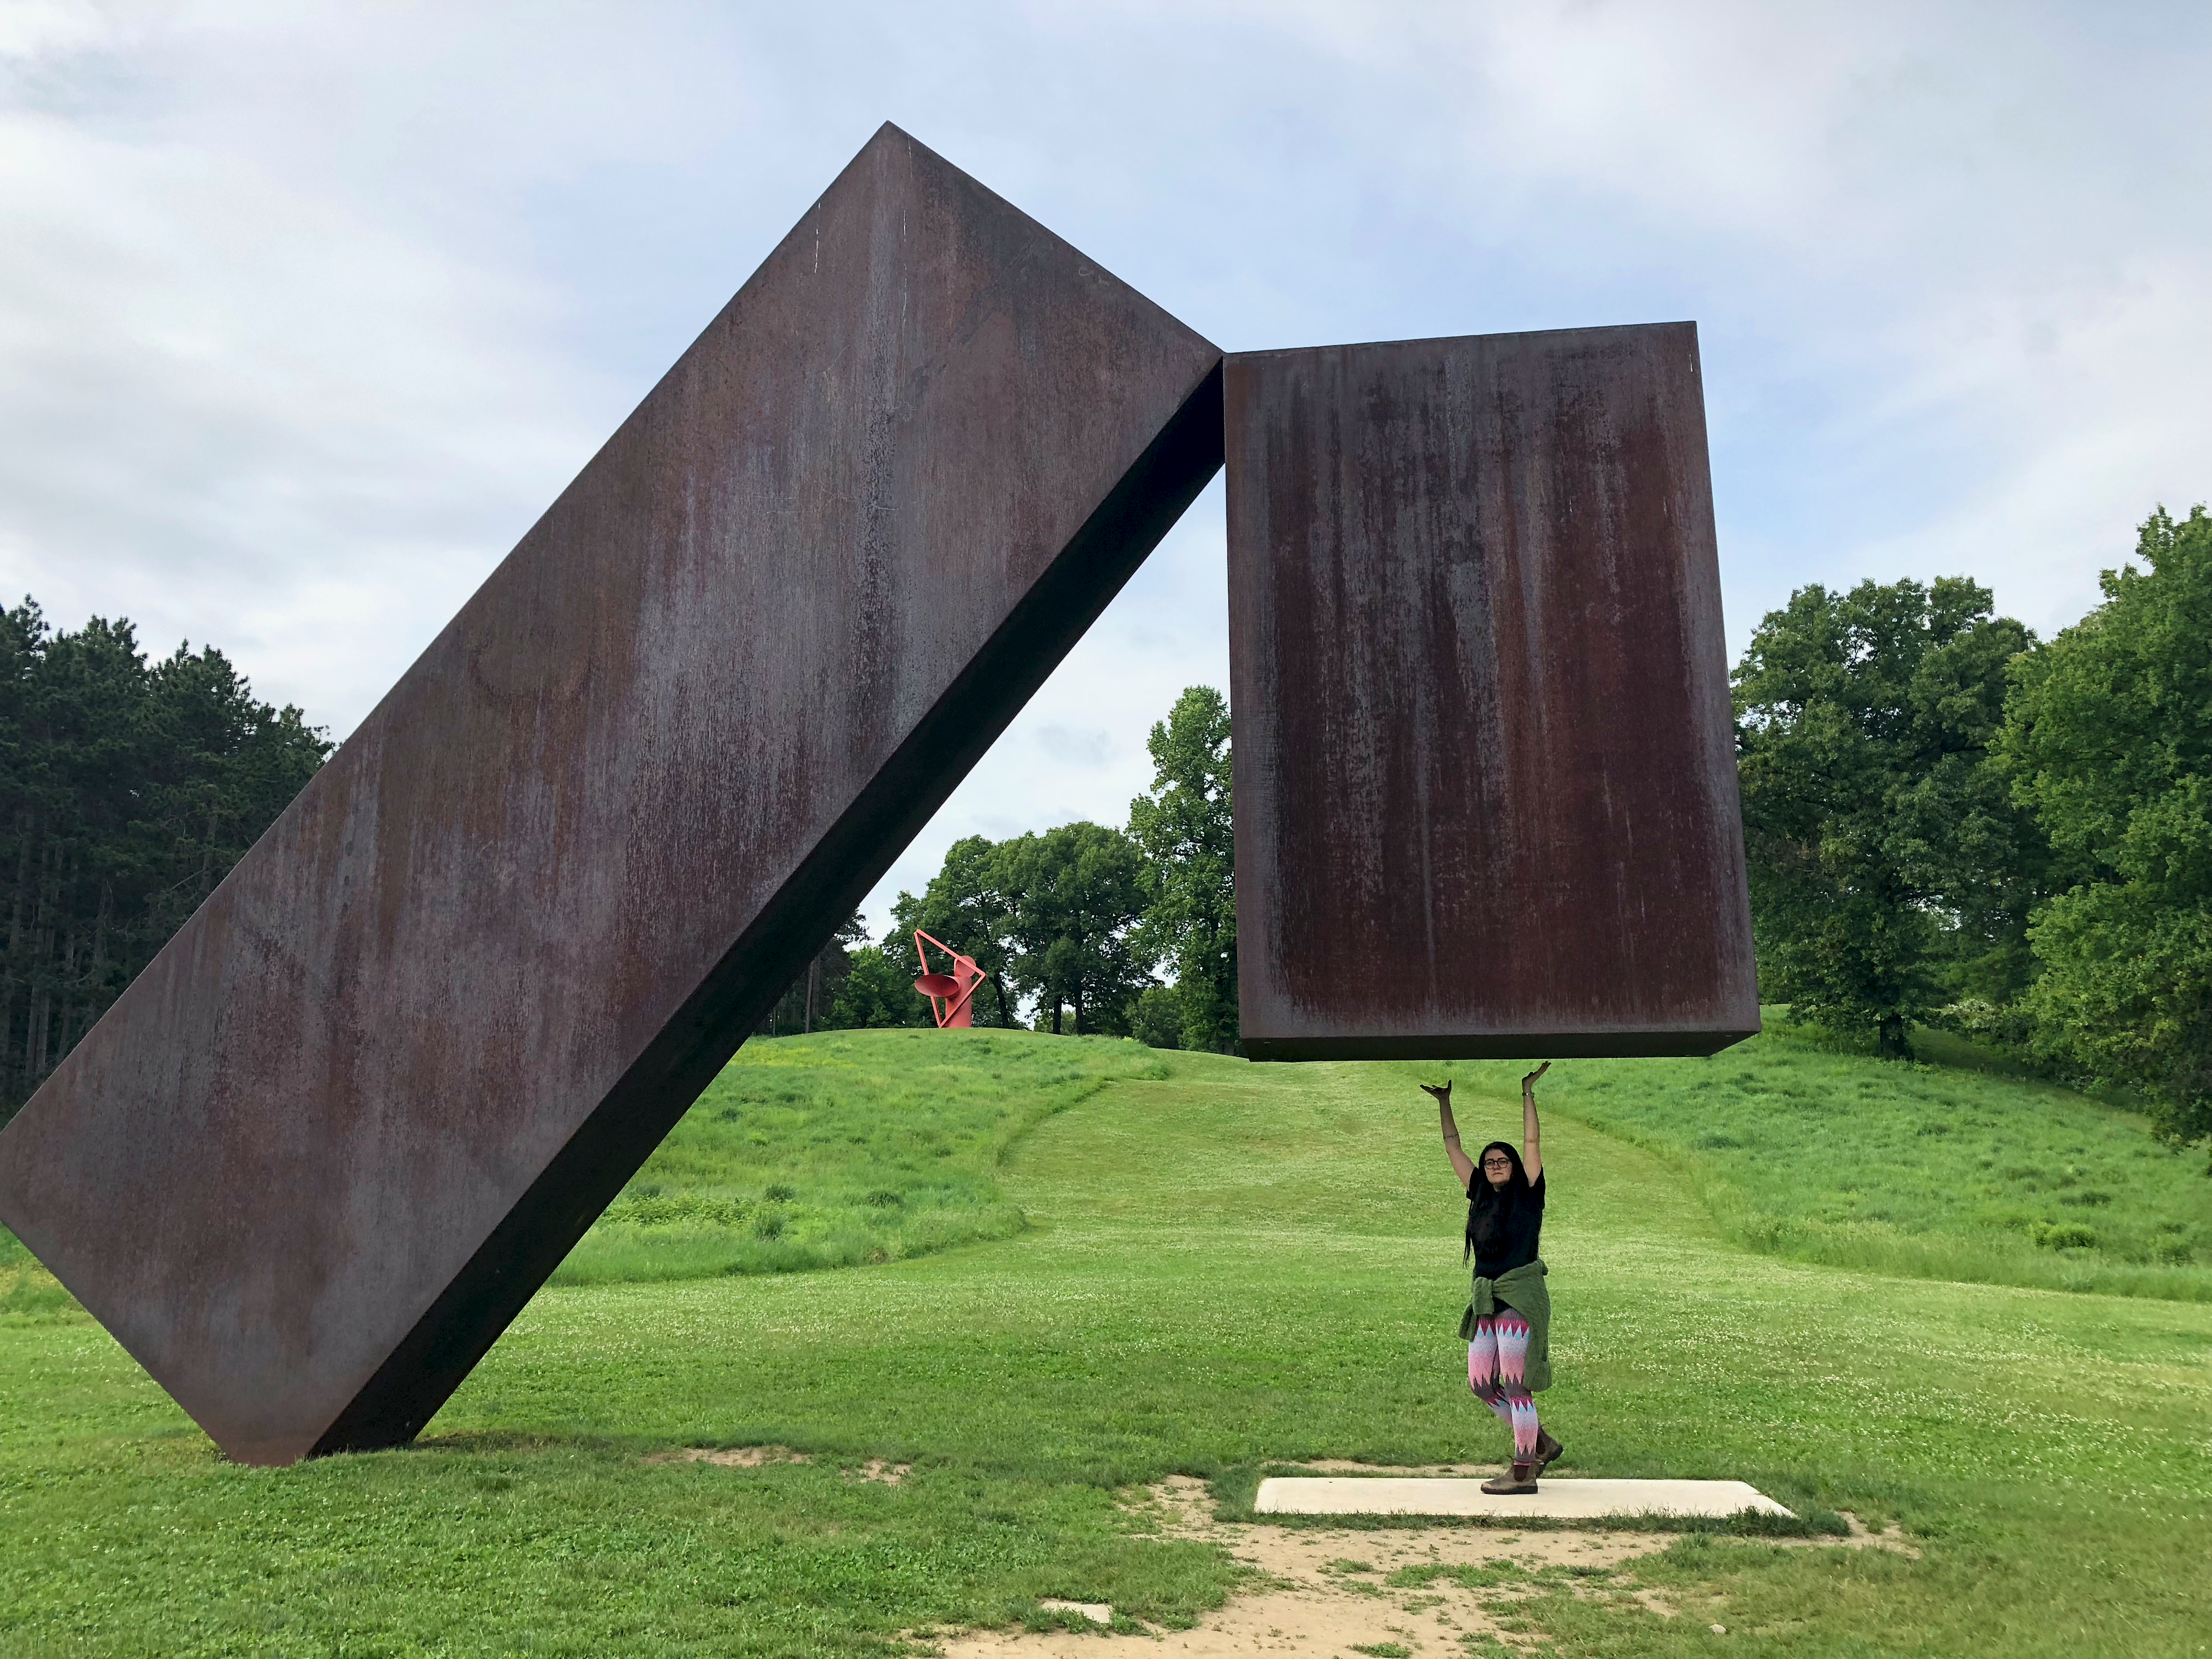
xmin=0 ymin=602 xmax=329 ymax=1122
xmin=1736 ymin=505 xmax=2212 ymax=1148
xmin=6 ymin=500 xmax=2206 ymax=1149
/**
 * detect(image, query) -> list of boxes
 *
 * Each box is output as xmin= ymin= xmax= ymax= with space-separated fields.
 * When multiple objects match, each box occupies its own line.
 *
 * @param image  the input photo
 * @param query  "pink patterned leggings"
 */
xmin=1467 ymin=1308 xmax=1541 ymax=1459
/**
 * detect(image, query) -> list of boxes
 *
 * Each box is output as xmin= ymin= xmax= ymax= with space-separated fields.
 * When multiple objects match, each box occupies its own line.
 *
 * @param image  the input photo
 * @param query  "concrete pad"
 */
xmin=1254 ymin=1476 xmax=1792 ymax=1521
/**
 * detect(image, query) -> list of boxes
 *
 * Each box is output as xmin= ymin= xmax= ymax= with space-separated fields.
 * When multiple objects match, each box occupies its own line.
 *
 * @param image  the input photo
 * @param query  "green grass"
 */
xmin=1396 ymin=1022 xmax=2212 ymax=1300
xmin=552 ymin=1029 xmax=1165 ymax=1284
xmin=3 ymin=1029 xmax=2211 ymax=1655
xmin=0 ymin=1222 xmax=73 ymax=1320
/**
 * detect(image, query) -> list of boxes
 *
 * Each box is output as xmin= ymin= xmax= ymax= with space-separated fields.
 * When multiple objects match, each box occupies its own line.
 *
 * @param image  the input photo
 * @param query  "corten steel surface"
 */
xmin=1226 ymin=326 xmax=1758 ymax=1062
xmin=0 ymin=124 xmax=1224 ymax=1466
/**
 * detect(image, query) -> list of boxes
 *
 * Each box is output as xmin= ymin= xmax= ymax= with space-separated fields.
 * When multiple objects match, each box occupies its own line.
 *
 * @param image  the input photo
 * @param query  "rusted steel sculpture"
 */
xmin=0 ymin=125 xmax=1224 ymax=1466
xmin=1225 ymin=328 xmax=1758 ymax=1060
xmin=0 ymin=131 xmax=1756 ymax=1469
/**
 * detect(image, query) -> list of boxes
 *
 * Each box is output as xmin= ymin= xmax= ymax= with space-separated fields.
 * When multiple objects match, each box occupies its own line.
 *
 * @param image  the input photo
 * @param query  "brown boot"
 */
xmin=1532 ymin=1430 xmax=1564 ymax=1470
xmin=1481 ymin=1460 xmax=1539 ymax=1495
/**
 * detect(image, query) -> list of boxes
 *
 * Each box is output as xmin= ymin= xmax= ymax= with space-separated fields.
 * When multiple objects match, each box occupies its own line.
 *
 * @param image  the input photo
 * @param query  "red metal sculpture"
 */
xmin=912 ymin=930 xmax=987 ymax=1028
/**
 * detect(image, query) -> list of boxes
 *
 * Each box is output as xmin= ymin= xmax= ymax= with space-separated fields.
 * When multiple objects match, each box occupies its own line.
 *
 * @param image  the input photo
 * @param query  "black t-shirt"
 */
xmin=1468 ymin=1170 xmax=1545 ymax=1279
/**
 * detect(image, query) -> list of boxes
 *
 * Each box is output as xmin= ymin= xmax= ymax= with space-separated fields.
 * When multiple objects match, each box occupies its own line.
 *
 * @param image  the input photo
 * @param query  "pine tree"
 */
xmin=0 ymin=601 xmax=328 ymax=1120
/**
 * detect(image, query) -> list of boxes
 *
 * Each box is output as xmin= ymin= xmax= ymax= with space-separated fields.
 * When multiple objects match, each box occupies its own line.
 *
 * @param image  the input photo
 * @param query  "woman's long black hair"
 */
xmin=1465 ymin=1141 xmax=1531 ymax=1262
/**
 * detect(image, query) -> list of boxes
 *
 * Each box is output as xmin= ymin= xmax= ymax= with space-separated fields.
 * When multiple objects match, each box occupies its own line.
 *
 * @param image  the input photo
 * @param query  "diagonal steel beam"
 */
xmin=0 ymin=124 xmax=1224 ymax=1465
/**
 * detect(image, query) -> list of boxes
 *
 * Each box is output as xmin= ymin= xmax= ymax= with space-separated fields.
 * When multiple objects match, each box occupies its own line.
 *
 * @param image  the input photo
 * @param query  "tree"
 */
xmin=2001 ymin=505 xmax=2212 ymax=1148
xmin=827 ymin=944 xmax=936 ymax=1029
xmin=1128 ymin=983 xmax=1185 ymax=1049
xmin=995 ymin=821 xmax=1154 ymax=1034
xmin=1127 ymin=685 xmax=1238 ymax=1052
xmin=888 ymin=835 xmax=1017 ymax=1026
xmin=1733 ymin=577 xmax=2042 ymax=1057
xmin=754 ymin=912 xmax=869 ymax=1036
xmin=0 ymin=601 xmax=329 ymax=1120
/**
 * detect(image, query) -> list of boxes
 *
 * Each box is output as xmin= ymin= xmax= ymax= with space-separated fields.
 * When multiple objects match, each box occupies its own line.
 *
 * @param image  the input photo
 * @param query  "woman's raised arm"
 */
xmin=1520 ymin=1063 xmax=1549 ymax=1182
xmin=1420 ymin=1082 xmax=1476 ymax=1188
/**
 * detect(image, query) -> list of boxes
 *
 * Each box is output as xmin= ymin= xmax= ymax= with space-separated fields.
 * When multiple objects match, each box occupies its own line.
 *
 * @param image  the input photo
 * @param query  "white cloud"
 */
xmin=0 ymin=10 xmax=606 ymax=720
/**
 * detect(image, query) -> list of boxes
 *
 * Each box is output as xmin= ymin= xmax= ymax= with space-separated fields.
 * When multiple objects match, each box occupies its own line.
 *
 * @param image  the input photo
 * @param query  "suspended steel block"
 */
xmin=1225 ymin=328 xmax=1758 ymax=1060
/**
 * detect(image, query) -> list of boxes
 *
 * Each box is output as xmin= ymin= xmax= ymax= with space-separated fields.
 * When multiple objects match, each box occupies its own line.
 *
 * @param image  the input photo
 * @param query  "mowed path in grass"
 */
xmin=4 ymin=1036 xmax=2212 ymax=1655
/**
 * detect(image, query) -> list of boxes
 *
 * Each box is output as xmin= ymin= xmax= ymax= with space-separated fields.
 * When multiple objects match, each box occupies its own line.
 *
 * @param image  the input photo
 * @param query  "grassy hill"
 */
xmin=1392 ymin=1024 xmax=2212 ymax=1301
xmin=553 ymin=1029 xmax=1166 ymax=1284
xmin=2 ymin=1028 xmax=2209 ymax=1656
xmin=0 ymin=1222 xmax=66 ymax=1318
xmin=562 ymin=1018 xmax=2212 ymax=1300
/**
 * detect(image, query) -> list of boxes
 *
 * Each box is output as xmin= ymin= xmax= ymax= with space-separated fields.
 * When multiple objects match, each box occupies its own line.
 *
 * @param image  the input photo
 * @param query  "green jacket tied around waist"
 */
xmin=1457 ymin=1258 xmax=1552 ymax=1392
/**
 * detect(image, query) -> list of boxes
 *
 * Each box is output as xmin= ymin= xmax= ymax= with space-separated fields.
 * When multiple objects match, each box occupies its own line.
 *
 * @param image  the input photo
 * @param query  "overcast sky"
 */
xmin=4 ymin=1 xmax=2208 ymax=935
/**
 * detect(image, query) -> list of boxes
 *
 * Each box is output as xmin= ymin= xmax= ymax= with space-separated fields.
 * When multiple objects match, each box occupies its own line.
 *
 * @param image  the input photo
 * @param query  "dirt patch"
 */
xmin=939 ymin=1469 xmax=1903 ymax=1658
xmin=942 ymin=1474 xmax=1669 ymax=1658
xmin=648 ymin=1444 xmax=810 ymax=1469
xmin=646 ymin=1446 xmax=914 ymax=1485
xmin=1831 ymin=1513 xmax=1918 ymax=1557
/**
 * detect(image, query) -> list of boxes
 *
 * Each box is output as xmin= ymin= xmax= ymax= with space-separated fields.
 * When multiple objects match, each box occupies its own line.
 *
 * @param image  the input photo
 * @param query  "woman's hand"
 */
xmin=1424 ymin=1082 xmax=1474 ymax=1187
xmin=1520 ymin=1064 xmax=1547 ymax=1182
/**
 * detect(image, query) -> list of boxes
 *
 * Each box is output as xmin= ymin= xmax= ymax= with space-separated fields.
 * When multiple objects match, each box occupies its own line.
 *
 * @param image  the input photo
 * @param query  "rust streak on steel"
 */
xmin=1226 ymin=326 xmax=1758 ymax=1060
xmin=0 ymin=123 xmax=1225 ymax=1465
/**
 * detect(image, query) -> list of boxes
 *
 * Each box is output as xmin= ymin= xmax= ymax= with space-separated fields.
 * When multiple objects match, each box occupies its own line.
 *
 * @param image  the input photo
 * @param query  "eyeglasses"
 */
xmin=1480 ymin=1157 xmax=1512 ymax=1169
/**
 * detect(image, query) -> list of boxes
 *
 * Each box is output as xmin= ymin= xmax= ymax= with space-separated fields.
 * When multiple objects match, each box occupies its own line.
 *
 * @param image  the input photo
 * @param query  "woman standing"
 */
xmin=1421 ymin=1065 xmax=1562 ymax=1494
